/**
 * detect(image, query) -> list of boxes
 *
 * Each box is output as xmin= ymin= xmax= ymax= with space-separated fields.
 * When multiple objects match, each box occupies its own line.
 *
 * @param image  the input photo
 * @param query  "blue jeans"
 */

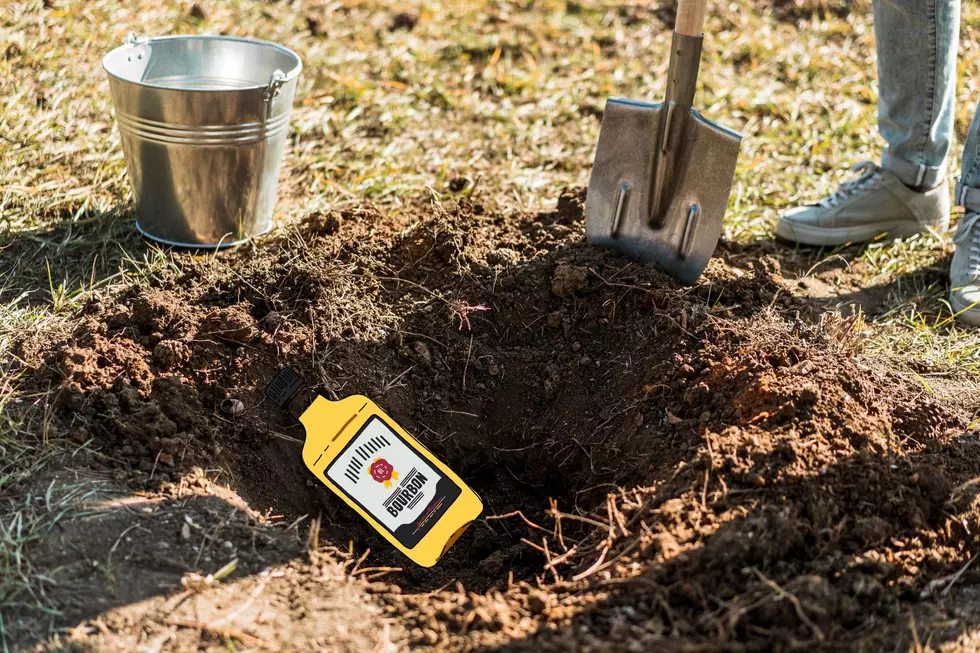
xmin=875 ymin=0 xmax=980 ymax=209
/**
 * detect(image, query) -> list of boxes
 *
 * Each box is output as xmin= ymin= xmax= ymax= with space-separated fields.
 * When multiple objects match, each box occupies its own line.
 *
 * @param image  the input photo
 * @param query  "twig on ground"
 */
xmin=752 ymin=568 xmax=825 ymax=642
xmin=543 ymin=545 xmax=578 ymax=571
xmin=548 ymin=510 xmax=609 ymax=531
xmin=941 ymin=553 xmax=976 ymax=597
xmin=462 ymin=334 xmax=474 ymax=390
xmin=608 ymin=494 xmax=629 ymax=538
xmin=352 ymin=548 xmax=371 ymax=574
xmin=169 ymin=619 xmax=275 ymax=651
xmin=106 ymin=523 xmax=147 ymax=567
xmin=520 ymin=537 xmax=547 ymax=554
xmin=590 ymin=537 xmax=642 ymax=576
xmin=447 ymin=299 xmax=490 ymax=331
xmin=352 ymin=566 xmax=403 ymax=576
xmin=542 ymin=537 xmax=560 ymax=583
xmin=908 ymin=613 xmax=924 ymax=653
xmin=549 ymin=498 xmax=567 ymax=551
xmin=572 ymin=544 xmax=609 ymax=582
xmin=308 ymin=513 xmax=321 ymax=552
xmin=214 ymin=571 xmax=278 ymax=626
xmin=363 ymin=569 xmax=403 ymax=582
xmin=486 ymin=510 xmax=550 ymax=533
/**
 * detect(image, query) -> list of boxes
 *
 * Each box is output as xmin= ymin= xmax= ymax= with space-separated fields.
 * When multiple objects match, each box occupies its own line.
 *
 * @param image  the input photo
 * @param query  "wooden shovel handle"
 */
xmin=675 ymin=0 xmax=707 ymax=37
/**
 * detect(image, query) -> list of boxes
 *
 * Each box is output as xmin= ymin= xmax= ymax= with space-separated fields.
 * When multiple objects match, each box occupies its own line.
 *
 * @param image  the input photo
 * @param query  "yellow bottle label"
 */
xmin=299 ymin=395 xmax=483 ymax=567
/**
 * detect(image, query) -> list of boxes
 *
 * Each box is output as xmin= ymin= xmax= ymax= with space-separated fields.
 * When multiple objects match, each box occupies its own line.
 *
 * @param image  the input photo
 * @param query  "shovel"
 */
xmin=586 ymin=0 xmax=741 ymax=285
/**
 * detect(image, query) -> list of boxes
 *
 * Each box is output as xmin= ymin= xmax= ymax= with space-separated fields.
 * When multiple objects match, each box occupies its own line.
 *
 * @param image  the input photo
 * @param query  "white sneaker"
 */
xmin=776 ymin=161 xmax=950 ymax=246
xmin=950 ymin=212 xmax=980 ymax=326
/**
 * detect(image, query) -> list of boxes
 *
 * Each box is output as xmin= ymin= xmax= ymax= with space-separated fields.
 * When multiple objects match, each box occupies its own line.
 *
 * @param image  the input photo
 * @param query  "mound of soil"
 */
xmin=15 ymin=190 xmax=980 ymax=651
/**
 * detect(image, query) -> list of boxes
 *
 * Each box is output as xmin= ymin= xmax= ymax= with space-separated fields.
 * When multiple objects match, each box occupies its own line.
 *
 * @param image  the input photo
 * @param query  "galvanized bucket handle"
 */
xmin=123 ymin=32 xmax=148 ymax=64
xmin=124 ymin=32 xmax=147 ymax=46
xmin=262 ymin=70 xmax=287 ymax=120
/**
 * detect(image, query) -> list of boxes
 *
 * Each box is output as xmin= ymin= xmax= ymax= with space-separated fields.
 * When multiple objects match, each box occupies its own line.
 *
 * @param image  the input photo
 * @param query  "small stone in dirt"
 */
xmin=158 ymin=452 xmax=174 ymax=467
xmin=488 ymin=363 xmax=501 ymax=376
xmin=180 ymin=522 xmax=191 ymax=540
xmin=551 ymin=264 xmax=589 ymax=298
xmin=189 ymin=2 xmax=207 ymax=20
xmin=579 ymin=356 xmax=592 ymax=366
xmin=106 ymin=310 xmax=130 ymax=330
xmin=308 ymin=210 xmax=342 ymax=234
xmin=221 ymin=398 xmax=245 ymax=416
xmin=487 ymin=247 xmax=520 ymax=267
xmin=412 ymin=341 xmax=433 ymax=367
xmin=546 ymin=311 xmax=563 ymax=328
xmin=571 ymin=341 xmax=581 ymax=351
xmin=160 ymin=437 xmax=181 ymax=454
xmin=202 ymin=308 xmax=257 ymax=344
xmin=390 ymin=12 xmax=418 ymax=31
xmin=153 ymin=340 xmax=190 ymax=370
xmin=851 ymin=516 xmax=891 ymax=547
xmin=117 ymin=383 xmax=140 ymax=411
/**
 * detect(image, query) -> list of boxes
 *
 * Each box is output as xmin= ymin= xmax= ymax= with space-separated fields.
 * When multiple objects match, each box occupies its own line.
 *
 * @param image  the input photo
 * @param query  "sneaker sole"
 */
xmin=775 ymin=218 xmax=946 ymax=247
xmin=950 ymin=293 xmax=980 ymax=327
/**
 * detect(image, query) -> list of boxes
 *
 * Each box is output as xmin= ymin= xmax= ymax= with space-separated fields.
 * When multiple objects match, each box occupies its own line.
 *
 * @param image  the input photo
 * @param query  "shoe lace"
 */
xmin=954 ymin=212 xmax=980 ymax=279
xmin=818 ymin=161 xmax=882 ymax=208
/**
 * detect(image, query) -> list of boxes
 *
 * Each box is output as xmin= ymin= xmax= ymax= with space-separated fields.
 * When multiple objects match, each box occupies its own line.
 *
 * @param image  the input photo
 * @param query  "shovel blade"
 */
xmin=586 ymin=98 xmax=741 ymax=285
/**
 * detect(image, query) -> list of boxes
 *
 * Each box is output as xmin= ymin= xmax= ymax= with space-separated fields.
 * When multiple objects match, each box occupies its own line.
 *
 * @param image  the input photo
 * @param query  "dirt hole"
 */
xmin=23 ymin=192 xmax=737 ymax=585
xmin=18 ymin=191 xmax=980 ymax=629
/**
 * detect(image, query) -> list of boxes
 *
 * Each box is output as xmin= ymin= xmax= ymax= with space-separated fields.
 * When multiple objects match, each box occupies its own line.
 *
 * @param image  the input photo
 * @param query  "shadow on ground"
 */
xmin=469 ymin=426 xmax=980 ymax=651
xmin=725 ymin=237 xmax=954 ymax=325
xmin=0 ymin=204 xmax=147 ymax=309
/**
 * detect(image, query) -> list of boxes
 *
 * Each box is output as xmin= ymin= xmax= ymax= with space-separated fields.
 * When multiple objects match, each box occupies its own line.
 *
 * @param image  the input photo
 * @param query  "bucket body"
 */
xmin=103 ymin=34 xmax=302 ymax=247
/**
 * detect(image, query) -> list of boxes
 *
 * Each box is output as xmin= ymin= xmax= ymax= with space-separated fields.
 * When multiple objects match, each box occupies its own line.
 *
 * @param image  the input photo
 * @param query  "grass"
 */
xmin=3 ymin=0 xmax=980 ymax=639
xmin=0 ymin=378 xmax=108 ymax=632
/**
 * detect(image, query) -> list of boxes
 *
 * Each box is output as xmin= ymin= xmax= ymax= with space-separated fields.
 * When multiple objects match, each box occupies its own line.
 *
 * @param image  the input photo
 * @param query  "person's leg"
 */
xmin=949 ymin=107 xmax=980 ymax=325
xmin=876 ymin=0 xmax=959 ymax=190
xmin=957 ymin=108 xmax=980 ymax=202
xmin=776 ymin=0 xmax=954 ymax=247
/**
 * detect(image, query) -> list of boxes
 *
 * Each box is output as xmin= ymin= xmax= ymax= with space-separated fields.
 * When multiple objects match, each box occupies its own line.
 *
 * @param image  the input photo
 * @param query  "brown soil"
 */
xmin=10 ymin=190 xmax=980 ymax=651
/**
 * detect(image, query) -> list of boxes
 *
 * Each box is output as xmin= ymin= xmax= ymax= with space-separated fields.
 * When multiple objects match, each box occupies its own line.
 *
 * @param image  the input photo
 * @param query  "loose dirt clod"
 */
xmin=551 ymin=263 xmax=589 ymax=298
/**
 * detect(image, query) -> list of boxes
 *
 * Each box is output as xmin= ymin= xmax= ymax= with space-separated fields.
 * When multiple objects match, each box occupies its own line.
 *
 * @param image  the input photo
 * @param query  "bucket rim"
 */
xmin=102 ymin=34 xmax=302 ymax=92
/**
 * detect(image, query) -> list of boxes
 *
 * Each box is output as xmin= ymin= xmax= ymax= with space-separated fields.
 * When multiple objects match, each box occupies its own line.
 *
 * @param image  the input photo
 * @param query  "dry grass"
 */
xmin=3 ymin=0 xmax=980 ymax=629
xmin=3 ymin=0 xmax=980 ymax=364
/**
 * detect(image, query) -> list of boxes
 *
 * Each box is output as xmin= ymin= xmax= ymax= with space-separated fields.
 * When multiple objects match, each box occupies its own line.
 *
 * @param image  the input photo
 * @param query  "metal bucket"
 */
xmin=102 ymin=33 xmax=302 ymax=247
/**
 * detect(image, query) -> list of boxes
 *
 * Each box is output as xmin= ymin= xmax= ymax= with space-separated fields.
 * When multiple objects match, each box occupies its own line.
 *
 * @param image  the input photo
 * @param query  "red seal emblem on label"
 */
xmin=369 ymin=458 xmax=399 ymax=487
